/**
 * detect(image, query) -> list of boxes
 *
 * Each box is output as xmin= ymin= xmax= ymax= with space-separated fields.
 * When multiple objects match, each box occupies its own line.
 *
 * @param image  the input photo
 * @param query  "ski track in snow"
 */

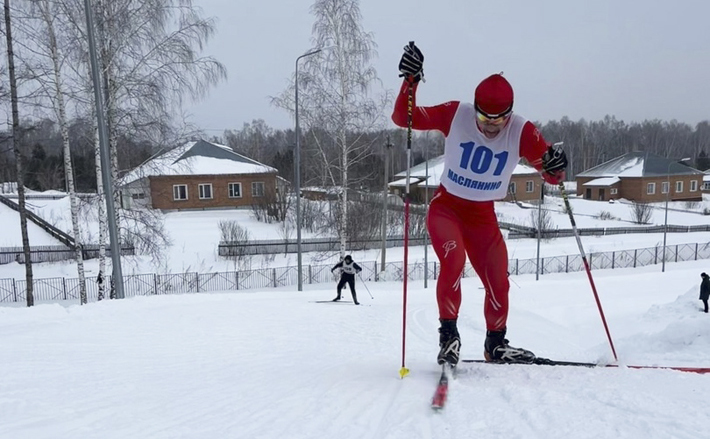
xmin=2 ymin=263 xmax=710 ymax=438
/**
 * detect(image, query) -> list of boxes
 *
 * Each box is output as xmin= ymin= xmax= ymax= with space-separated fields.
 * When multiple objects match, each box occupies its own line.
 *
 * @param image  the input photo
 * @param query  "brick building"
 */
xmin=575 ymin=152 xmax=705 ymax=202
xmin=119 ymin=139 xmax=280 ymax=210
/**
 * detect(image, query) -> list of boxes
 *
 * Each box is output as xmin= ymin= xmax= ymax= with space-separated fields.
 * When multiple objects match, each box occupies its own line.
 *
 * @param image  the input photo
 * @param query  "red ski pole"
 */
xmin=399 ymin=76 xmax=414 ymax=379
xmin=557 ymin=180 xmax=618 ymax=361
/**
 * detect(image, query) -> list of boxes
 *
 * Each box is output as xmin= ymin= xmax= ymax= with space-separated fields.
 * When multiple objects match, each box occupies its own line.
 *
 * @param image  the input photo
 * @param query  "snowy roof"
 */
xmin=392 ymin=155 xmax=538 ymax=188
xmin=577 ymin=152 xmax=704 ymax=178
xmin=583 ymin=177 xmax=620 ymax=187
xmin=388 ymin=176 xmax=425 ymax=188
xmin=120 ymin=140 xmax=277 ymax=185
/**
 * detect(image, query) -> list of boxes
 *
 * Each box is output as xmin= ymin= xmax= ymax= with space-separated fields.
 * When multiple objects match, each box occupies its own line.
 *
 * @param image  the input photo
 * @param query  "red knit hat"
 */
xmin=474 ymin=73 xmax=514 ymax=117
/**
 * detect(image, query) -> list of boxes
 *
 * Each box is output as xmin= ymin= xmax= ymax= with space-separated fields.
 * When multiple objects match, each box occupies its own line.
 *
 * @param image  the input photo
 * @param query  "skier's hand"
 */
xmin=398 ymin=41 xmax=424 ymax=84
xmin=542 ymin=144 xmax=568 ymax=174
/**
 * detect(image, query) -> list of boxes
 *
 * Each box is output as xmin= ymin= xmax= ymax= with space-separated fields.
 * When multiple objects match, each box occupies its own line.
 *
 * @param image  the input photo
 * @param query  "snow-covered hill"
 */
xmin=2 ymin=259 xmax=709 ymax=438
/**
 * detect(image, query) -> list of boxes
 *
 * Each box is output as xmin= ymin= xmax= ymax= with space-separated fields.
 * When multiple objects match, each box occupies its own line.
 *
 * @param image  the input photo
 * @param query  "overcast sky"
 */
xmin=185 ymin=0 xmax=710 ymax=134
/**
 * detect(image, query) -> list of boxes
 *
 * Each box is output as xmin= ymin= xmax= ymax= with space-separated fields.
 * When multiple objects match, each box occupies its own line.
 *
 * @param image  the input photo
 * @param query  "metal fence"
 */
xmin=0 ymin=245 xmax=136 ymax=265
xmin=219 ymin=235 xmax=429 ymax=256
xmin=507 ymin=223 xmax=710 ymax=239
xmin=2 ymin=241 xmax=710 ymax=304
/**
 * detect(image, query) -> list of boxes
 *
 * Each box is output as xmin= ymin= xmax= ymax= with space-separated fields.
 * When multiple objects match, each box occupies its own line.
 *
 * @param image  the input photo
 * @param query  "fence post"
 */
xmin=565 ymin=255 xmax=569 ymax=273
xmin=515 ymin=259 xmax=519 ymax=275
xmin=654 ymin=247 xmax=658 ymax=264
xmin=589 ymin=253 xmax=593 ymax=269
xmin=612 ymin=251 xmax=615 ymax=269
xmin=13 ymin=279 xmax=17 ymax=302
xmin=675 ymin=245 xmax=678 ymax=262
xmin=273 ymin=268 xmax=277 ymax=288
xmin=634 ymin=249 xmax=637 ymax=268
xmin=154 ymin=274 xmax=158 ymax=295
xmin=236 ymin=271 xmax=239 ymax=290
xmin=696 ymin=243 xmax=699 ymax=260
xmin=63 ymin=277 xmax=67 ymax=300
xmin=195 ymin=273 xmax=200 ymax=292
xmin=308 ymin=265 xmax=312 ymax=284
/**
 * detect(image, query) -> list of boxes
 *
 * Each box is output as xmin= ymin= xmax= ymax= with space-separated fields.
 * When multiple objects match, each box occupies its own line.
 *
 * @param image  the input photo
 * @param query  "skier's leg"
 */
xmin=348 ymin=278 xmax=359 ymax=304
xmin=427 ymin=196 xmax=466 ymax=321
xmin=462 ymin=203 xmax=535 ymax=363
xmin=334 ymin=277 xmax=347 ymax=301
xmin=461 ymin=203 xmax=509 ymax=332
xmin=427 ymin=193 xmax=466 ymax=365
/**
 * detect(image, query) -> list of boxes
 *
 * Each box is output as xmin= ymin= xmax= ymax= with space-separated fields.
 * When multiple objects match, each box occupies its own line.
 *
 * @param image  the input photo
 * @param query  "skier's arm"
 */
xmin=331 ymin=262 xmax=343 ymax=272
xmin=519 ymin=122 xmax=566 ymax=184
xmin=391 ymin=80 xmax=459 ymax=136
xmin=353 ymin=262 xmax=362 ymax=273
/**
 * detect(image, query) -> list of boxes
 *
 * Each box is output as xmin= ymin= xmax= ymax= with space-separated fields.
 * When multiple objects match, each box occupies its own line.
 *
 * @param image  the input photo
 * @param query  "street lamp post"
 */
xmin=295 ymin=48 xmax=322 ymax=291
xmin=662 ymin=157 xmax=691 ymax=272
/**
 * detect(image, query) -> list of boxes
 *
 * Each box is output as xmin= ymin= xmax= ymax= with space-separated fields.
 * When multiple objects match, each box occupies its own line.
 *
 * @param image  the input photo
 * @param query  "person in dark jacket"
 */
xmin=700 ymin=272 xmax=710 ymax=313
xmin=331 ymin=255 xmax=362 ymax=305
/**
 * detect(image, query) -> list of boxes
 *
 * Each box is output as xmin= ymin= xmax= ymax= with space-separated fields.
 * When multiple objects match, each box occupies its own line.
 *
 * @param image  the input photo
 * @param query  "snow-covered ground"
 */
xmin=1 ymin=259 xmax=709 ymax=438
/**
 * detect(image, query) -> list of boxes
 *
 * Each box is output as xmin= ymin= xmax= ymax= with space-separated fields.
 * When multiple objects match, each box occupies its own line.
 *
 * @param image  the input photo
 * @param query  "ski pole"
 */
xmin=400 ymin=57 xmax=414 ymax=379
xmin=557 ymin=180 xmax=618 ymax=361
xmin=358 ymin=272 xmax=374 ymax=299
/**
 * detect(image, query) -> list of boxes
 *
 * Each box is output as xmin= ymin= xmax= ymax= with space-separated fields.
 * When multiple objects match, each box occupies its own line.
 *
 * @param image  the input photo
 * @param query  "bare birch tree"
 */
xmin=26 ymin=0 xmax=88 ymax=302
xmin=3 ymin=0 xmax=33 ymax=306
xmin=273 ymin=0 xmax=389 ymax=257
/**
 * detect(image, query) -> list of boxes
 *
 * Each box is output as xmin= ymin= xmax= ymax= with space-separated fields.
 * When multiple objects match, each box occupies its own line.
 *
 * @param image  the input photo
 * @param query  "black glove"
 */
xmin=542 ymin=145 xmax=568 ymax=173
xmin=398 ymin=41 xmax=424 ymax=83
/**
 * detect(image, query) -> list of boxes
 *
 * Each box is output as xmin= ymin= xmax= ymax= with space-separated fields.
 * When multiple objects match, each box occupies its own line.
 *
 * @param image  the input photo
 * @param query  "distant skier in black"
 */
xmin=700 ymin=272 xmax=710 ymax=313
xmin=331 ymin=255 xmax=362 ymax=305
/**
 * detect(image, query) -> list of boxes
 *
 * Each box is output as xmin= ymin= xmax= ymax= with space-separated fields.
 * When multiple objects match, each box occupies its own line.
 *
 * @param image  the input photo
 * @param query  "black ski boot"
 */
xmin=484 ymin=327 xmax=535 ymax=363
xmin=352 ymin=291 xmax=359 ymax=305
xmin=437 ymin=319 xmax=461 ymax=366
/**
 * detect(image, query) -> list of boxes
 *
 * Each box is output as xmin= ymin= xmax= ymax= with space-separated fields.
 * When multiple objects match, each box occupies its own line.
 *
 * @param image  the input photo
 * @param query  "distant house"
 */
xmin=119 ymin=139 xmax=280 ymax=210
xmin=388 ymin=155 xmax=543 ymax=203
xmin=703 ymin=170 xmax=710 ymax=192
xmin=575 ymin=152 xmax=704 ymax=202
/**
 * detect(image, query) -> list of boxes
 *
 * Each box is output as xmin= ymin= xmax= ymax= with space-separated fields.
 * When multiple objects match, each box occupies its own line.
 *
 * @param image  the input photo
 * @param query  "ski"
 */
xmin=462 ymin=358 xmax=710 ymax=374
xmin=431 ymin=363 xmax=454 ymax=410
xmin=462 ymin=357 xmax=596 ymax=367
xmin=309 ymin=300 xmax=352 ymax=304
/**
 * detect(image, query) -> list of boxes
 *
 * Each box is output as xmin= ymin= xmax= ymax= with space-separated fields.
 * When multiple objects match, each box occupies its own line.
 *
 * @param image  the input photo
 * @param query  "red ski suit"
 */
xmin=392 ymin=80 xmax=553 ymax=331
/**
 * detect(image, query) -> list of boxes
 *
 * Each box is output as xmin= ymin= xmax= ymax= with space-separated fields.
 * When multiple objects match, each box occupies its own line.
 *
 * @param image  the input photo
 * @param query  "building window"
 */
xmin=675 ymin=181 xmax=683 ymax=193
xmin=690 ymin=180 xmax=698 ymax=192
xmin=173 ymin=184 xmax=188 ymax=200
xmin=131 ymin=193 xmax=145 ymax=200
xmin=252 ymin=181 xmax=265 ymax=197
xmin=610 ymin=188 xmax=618 ymax=195
xmin=228 ymin=182 xmax=242 ymax=198
xmin=525 ymin=181 xmax=534 ymax=193
xmin=647 ymin=182 xmax=655 ymax=195
xmin=198 ymin=183 xmax=213 ymax=199
xmin=661 ymin=181 xmax=669 ymax=194
xmin=508 ymin=182 xmax=516 ymax=194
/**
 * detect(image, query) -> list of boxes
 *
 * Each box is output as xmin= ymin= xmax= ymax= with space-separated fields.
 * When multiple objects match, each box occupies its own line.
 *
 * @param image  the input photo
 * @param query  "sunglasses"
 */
xmin=476 ymin=111 xmax=510 ymax=126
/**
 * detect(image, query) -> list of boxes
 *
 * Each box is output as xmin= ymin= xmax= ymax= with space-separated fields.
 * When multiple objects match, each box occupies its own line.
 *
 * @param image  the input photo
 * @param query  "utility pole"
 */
xmin=380 ymin=136 xmax=393 ymax=273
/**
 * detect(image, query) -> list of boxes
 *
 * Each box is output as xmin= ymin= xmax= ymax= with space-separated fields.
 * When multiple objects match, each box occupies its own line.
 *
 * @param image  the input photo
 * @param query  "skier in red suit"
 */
xmin=392 ymin=42 xmax=568 ymax=366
